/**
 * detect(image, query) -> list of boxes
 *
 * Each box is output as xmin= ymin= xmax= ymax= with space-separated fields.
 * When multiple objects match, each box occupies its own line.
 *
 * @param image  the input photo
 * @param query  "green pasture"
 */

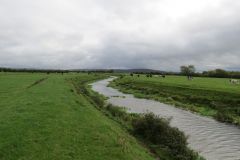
xmin=129 ymin=75 xmax=240 ymax=93
xmin=0 ymin=73 xmax=154 ymax=160
xmin=111 ymin=75 xmax=240 ymax=125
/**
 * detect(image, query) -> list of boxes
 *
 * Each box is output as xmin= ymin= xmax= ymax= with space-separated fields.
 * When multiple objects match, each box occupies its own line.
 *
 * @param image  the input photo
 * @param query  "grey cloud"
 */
xmin=0 ymin=0 xmax=240 ymax=71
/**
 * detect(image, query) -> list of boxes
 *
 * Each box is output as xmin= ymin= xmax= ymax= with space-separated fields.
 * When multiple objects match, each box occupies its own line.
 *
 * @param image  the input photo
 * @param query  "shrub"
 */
xmin=132 ymin=113 xmax=199 ymax=160
xmin=91 ymin=95 xmax=104 ymax=107
xmin=215 ymin=111 xmax=234 ymax=123
xmin=106 ymin=104 xmax=126 ymax=118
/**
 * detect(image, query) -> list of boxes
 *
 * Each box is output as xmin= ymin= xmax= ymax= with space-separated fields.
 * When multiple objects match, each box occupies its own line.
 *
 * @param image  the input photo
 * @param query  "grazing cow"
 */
xmin=153 ymin=75 xmax=166 ymax=78
xmin=229 ymin=79 xmax=239 ymax=84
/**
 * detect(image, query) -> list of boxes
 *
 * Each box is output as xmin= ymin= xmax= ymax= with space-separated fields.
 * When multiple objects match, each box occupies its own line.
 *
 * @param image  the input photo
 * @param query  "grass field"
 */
xmin=0 ymin=73 xmax=154 ymax=160
xmin=110 ymin=75 xmax=240 ymax=125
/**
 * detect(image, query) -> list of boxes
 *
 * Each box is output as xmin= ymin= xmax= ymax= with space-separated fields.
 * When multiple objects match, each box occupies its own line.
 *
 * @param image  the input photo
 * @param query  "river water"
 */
xmin=91 ymin=77 xmax=240 ymax=160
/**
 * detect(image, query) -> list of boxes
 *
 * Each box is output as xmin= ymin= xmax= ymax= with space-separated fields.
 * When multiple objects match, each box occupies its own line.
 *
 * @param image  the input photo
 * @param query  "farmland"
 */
xmin=110 ymin=75 xmax=240 ymax=125
xmin=0 ymin=73 xmax=155 ymax=160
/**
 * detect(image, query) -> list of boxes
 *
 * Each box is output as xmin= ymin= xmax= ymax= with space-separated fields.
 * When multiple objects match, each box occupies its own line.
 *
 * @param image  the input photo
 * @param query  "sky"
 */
xmin=0 ymin=0 xmax=240 ymax=71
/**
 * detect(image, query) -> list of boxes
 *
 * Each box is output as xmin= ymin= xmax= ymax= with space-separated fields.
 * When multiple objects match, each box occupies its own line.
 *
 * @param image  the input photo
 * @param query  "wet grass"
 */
xmin=0 ymin=72 xmax=154 ymax=160
xmin=110 ymin=75 xmax=240 ymax=125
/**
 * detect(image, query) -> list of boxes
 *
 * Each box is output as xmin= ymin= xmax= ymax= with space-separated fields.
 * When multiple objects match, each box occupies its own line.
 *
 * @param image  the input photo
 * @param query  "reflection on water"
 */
xmin=91 ymin=77 xmax=240 ymax=160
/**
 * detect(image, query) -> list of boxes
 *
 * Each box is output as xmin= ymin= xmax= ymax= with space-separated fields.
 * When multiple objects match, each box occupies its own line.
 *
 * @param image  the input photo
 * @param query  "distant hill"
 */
xmin=71 ymin=68 xmax=165 ymax=73
xmin=113 ymin=69 xmax=164 ymax=73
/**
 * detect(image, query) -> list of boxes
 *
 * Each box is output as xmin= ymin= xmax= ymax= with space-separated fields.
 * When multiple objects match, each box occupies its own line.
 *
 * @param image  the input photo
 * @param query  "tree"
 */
xmin=202 ymin=69 xmax=231 ymax=78
xmin=188 ymin=65 xmax=196 ymax=75
xmin=214 ymin=69 xmax=229 ymax=78
xmin=180 ymin=65 xmax=196 ymax=79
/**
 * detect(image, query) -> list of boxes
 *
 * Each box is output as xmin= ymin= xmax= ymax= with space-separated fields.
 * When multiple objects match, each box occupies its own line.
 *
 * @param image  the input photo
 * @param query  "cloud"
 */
xmin=0 ymin=0 xmax=239 ymax=71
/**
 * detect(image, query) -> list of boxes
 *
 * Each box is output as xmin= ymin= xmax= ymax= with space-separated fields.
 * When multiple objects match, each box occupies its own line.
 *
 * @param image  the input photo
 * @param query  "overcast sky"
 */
xmin=0 ymin=0 xmax=240 ymax=71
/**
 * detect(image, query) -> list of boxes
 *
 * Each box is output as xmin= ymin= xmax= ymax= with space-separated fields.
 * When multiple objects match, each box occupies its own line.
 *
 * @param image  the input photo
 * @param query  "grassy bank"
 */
xmin=72 ymin=76 xmax=204 ymax=160
xmin=110 ymin=75 xmax=240 ymax=125
xmin=0 ymin=73 xmax=155 ymax=160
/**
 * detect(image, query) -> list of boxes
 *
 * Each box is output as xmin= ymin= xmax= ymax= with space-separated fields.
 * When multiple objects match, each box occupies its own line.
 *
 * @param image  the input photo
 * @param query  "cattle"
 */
xmin=229 ymin=79 xmax=240 ymax=84
xmin=153 ymin=75 xmax=166 ymax=78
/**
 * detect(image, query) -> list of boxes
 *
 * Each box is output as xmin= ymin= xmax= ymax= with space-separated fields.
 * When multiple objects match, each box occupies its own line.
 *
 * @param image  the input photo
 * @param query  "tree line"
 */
xmin=0 ymin=67 xmax=70 ymax=73
xmin=180 ymin=65 xmax=240 ymax=79
xmin=202 ymin=69 xmax=240 ymax=78
xmin=1 ymin=66 xmax=240 ymax=79
xmin=0 ymin=68 xmax=114 ymax=74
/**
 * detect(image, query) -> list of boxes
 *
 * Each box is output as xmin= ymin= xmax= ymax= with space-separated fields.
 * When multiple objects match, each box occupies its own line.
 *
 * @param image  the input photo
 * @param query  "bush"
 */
xmin=106 ymin=104 xmax=126 ymax=118
xmin=91 ymin=94 xmax=105 ymax=107
xmin=132 ymin=113 xmax=199 ymax=160
xmin=215 ymin=111 xmax=234 ymax=123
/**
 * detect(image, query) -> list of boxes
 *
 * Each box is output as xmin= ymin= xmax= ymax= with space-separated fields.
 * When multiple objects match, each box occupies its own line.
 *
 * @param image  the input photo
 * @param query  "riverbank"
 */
xmin=88 ymin=78 xmax=205 ymax=160
xmin=109 ymin=75 xmax=240 ymax=125
xmin=0 ymin=73 xmax=154 ymax=160
xmin=93 ymin=77 xmax=240 ymax=160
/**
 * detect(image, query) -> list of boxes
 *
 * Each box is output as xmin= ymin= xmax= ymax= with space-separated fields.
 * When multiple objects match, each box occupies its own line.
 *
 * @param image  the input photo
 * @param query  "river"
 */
xmin=91 ymin=77 xmax=240 ymax=160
